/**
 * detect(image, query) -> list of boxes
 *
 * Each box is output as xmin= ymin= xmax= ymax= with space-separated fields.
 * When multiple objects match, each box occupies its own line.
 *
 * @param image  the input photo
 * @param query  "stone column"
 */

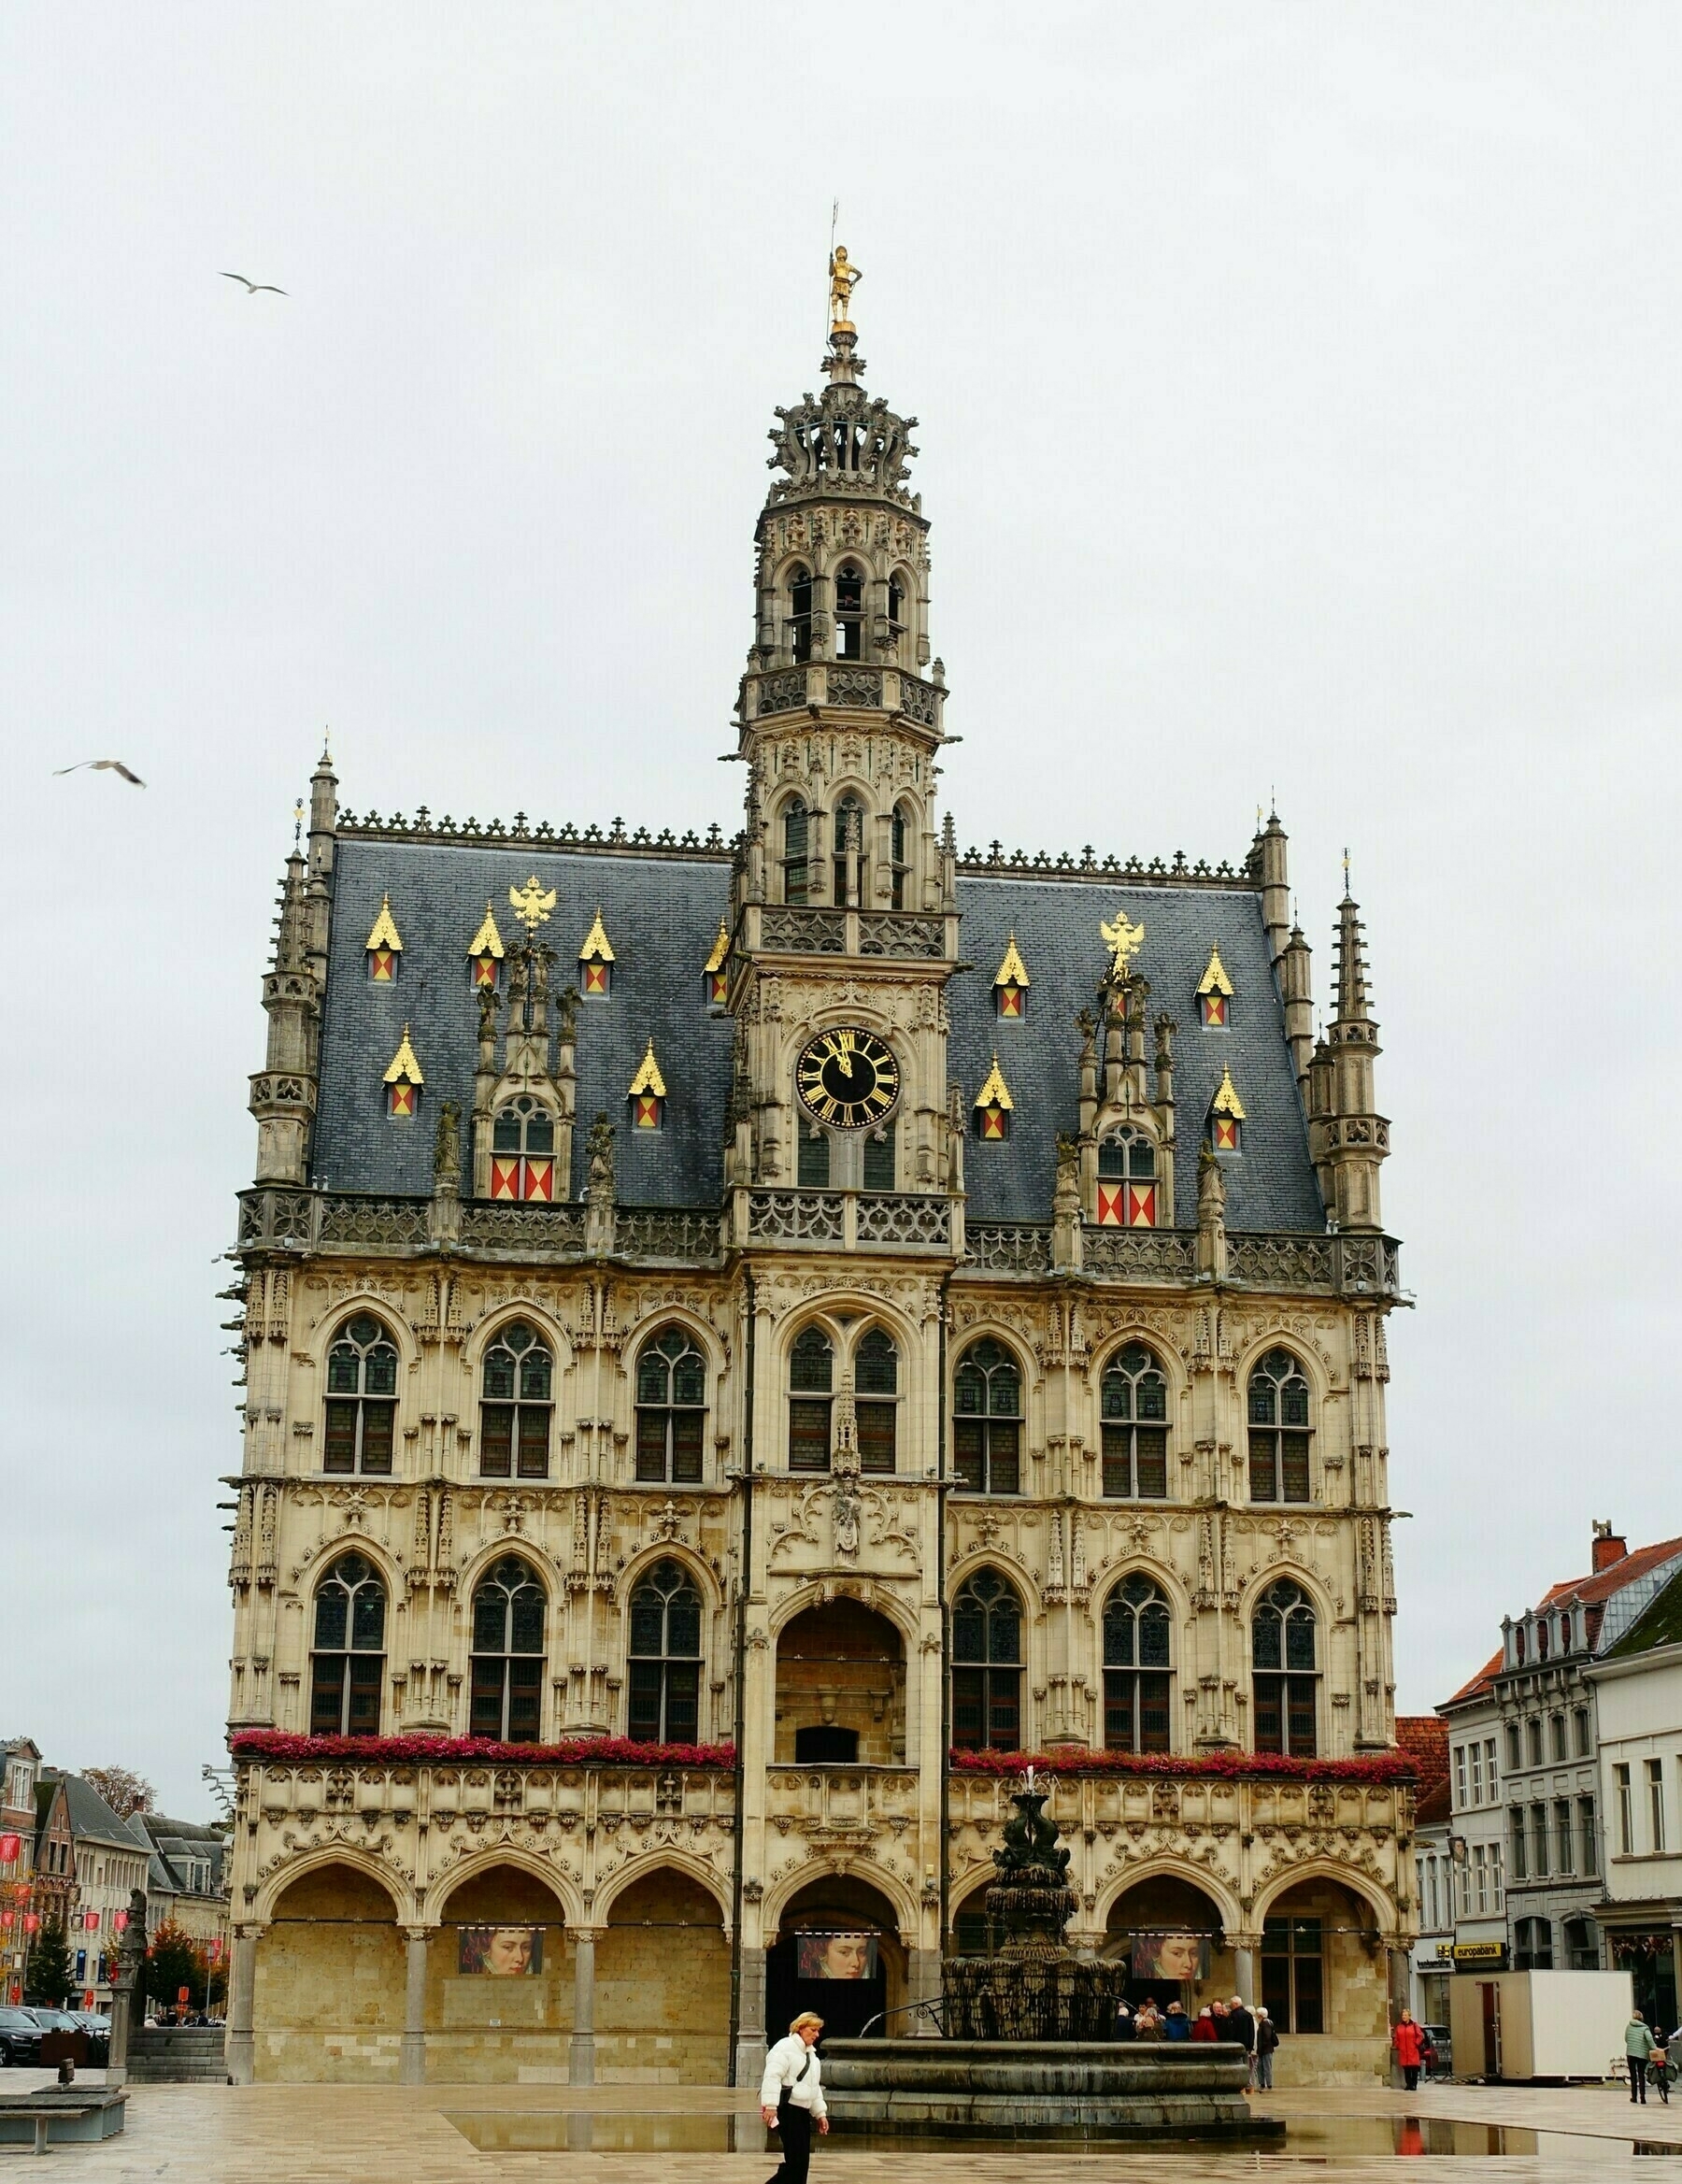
xmin=401 ymin=1927 xmax=430 ymax=2086
xmin=908 ymin=1947 xmax=942 ymax=2033
xmin=734 ymin=1945 xmax=766 ymax=2091
xmin=225 ymin=1922 xmax=259 ymax=2087
xmin=1233 ymin=1937 xmax=1258 ymax=2007
xmin=570 ymin=1927 xmax=602 ymax=2086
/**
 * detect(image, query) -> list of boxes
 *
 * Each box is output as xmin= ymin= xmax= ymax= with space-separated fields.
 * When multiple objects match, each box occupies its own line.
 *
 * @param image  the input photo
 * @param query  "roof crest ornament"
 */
xmin=467 ymin=901 xmax=506 ymax=961
xmin=703 ymin=918 xmax=731 ymax=976
xmin=363 ymin=893 xmax=403 ymax=953
xmin=628 ymin=1037 xmax=667 ymax=1099
xmin=508 ymin=876 xmax=556 ymax=935
xmin=992 ymin=933 xmax=1031 ymax=990
xmin=578 ymin=906 xmax=615 ymax=964
xmin=1196 ymin=943 xmax=1233 ymax=999
xmin=975 ymin=1054 xmax=1014 ymax=1112
xmin=383 ymin=1026 xmax=423 ymax=1086
xmin=1210 ymin=1065 xmax=1246 ymax=1121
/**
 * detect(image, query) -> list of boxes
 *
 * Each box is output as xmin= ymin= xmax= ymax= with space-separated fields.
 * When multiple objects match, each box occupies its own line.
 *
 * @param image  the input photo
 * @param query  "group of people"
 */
xmin=1113 ymin=1993 xmax=1280 ymax=2088
xmin=1625 ymin=2010 xmax=1680 ymax=2105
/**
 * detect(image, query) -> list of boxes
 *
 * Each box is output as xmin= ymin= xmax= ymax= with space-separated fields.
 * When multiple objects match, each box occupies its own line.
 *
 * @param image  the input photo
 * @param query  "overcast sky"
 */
xmin=5 ymin=5 xmax=1679 ymax=1816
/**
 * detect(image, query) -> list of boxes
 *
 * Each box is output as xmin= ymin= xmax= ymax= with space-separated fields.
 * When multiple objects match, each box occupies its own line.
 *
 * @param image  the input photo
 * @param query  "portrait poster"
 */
xmin=796 ymin=1932 xmax=879 ymax=1980
xmin=457 ymin=1925 xmax=544 ymax=1976
xmin=1130 ymin=1930 xmax=1210 ymax=1981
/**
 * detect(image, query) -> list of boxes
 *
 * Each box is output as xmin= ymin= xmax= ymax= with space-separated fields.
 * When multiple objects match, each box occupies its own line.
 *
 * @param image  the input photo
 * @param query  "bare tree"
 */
xmin=82 ymin=1765 xmax=155 ymax=1819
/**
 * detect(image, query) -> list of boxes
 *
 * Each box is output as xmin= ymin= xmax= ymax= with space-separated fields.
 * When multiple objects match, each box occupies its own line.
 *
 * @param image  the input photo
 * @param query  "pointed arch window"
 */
xmin=479 ymin=1321 xmax=553 ymax=1479
xmin=469 ymin=1557 xmax=546 ymax=1742
xmin=833 ymin=793 xmax=864 ymax=906
xmin=953 ymin=1339 xmax=1021 ymax=1494
xmin=1100 ymin=1344 xmax=1169 ymax=1498
xmin=782 ymin=799 xmax=810 ymax=906
xmin=1247 ymin=1348 xmax=1312 ymax=1503
xmin=309 ymin=1553 xmax=386 ymax=1736
xmin=635 ymin=1325 xmax=706 ymax=1484
xmin=627 ymin=1558 xmax=703 ymax=1744
xmin=862 ymin=1119 xmax=895 ymax=1190
xmin=1097 ymin=1129 xmax=1157 ymax=1227
xmin=789 ymin=564 xmax=813 ymax=663
xmin=491 ymin=1095 xmax=556 ymax=1203
xmin=887 ymin=574 xmax=905 ymax=640
xmin=789 ymin=1325 xmax=834 ymax=1473
xmin=324 ymin=1313 xmax=398 ymax=1475
xmin=1252 ymin=1579 xmax=1318 ymax=1756
xmin=951 ymin=1570 xmax=1021 ymax=1750
xmin=890 ymin=805 xmax=912 ymax=909
xmin=855 ymin=1327 xmax=899 ymax=1475
xmin=797 ymin=1118 xmax=831 ymax=1187
xmin=834 ymin=562 xmax=864 ymax=659
xmin=1103 ymin=1574 xmax=1172 ymax=1752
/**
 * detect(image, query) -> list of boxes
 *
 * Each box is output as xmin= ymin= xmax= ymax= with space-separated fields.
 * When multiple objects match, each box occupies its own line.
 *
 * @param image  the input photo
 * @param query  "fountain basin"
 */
xmin=820 ymin=2037 xmax=1280 ymax=2141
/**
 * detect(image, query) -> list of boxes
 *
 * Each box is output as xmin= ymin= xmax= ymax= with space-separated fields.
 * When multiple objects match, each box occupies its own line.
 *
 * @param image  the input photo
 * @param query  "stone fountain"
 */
xmin=820 ymin=1775 xmax=1279 ymax=2143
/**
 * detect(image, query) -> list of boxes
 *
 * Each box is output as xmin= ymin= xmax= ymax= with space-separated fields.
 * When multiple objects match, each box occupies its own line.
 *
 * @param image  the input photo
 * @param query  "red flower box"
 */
xmin=228 ymin=1731 xmax=736 ymax=1770
xmin=947 ymin=1747 xmax=1416 ymax=1785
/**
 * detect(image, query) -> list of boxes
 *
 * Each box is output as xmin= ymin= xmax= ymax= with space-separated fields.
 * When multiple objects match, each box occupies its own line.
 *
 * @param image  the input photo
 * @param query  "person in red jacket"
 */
xmin=1392 ymin=2008 xmax=1427 ymax=2091
xmin=1190 ymin=2007 xmax=1219 ymax=2043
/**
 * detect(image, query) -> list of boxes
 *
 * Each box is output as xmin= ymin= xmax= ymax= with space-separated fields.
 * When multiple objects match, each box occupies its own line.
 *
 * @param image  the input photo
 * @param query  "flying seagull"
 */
xmin=220 ymin=271 xmax=288 ymax=295
xmin=53 ymin=760 xmax=146 ymax=786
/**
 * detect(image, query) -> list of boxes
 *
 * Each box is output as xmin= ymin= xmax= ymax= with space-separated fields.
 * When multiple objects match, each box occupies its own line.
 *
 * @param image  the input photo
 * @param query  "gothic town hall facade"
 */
xmin=223 ymin=299 xmax=1416 ymax=2091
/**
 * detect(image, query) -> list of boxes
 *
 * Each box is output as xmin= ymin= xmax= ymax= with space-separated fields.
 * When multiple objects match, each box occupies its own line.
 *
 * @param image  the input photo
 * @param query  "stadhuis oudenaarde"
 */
xmin=223 ymin=269 xmax=1416 ymax=2089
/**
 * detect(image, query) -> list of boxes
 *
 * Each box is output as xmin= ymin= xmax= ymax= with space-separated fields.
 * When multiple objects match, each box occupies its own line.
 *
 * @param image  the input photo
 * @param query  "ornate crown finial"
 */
xmin=508 ymin=874 xmax=556 ymax=934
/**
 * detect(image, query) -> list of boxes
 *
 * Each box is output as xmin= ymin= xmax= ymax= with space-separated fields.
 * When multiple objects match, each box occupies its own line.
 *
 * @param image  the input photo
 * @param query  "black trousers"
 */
xmin=766 ymin=2096 xmax=813 ymax=2184
xmin=1402 ymin=2064 xmax=1420 ymax=2091
xmin=1631 ymin=2058 xmax=1647 ymax=2103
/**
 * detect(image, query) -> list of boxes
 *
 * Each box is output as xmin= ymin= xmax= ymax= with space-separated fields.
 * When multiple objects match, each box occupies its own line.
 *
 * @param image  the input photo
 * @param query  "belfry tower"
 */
xmin=724 ymin=258 xmax=963 ymax=1229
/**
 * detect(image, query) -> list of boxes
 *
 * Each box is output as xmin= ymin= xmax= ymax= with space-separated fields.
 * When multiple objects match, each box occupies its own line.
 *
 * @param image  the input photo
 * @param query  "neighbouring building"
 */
xmin=29 ymin=1776 xmax=76 ymax=1980
xmin=224 ymin=270 xmax=1418 ymax=2091
xmin=1393 ymin=1715 xmax=1450 ymax=2023
xmin=1585 ymin=1560 xmax=1682 ymax=2033
xmin=135 ymin=1814 xmax=232 ymax=1956
xmin=1 ymin=1739 xmax=42 ymax=2006
xmin=1437 ymin=1651 xmax=1508 ymax=1977
xmin=1440 ymin=1525 xmax=1682 ymax=1991
xmin=50 ymin=1776 xmax=150 ymax=2011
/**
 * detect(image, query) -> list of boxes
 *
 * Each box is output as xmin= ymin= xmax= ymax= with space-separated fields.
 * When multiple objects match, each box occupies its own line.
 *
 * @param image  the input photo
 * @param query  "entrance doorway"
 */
xmin=766 ymin=1875 xmax=903 ymax=2042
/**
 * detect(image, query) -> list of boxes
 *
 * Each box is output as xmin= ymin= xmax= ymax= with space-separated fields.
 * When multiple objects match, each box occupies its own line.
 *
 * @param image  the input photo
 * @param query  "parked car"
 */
xmin=0 ymin=2006 xmax=46 ymax=2065
xmin=24 ymin=2007 xmax=102 ymax=2066
xmin=66 ymin=2012 xmax=111 ymax=2060
xmin=1420 ymin=2023 xmax=1452 ymax=2077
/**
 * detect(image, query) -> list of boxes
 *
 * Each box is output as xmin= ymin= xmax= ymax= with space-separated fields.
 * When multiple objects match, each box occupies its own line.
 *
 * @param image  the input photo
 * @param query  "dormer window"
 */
xmin=992 ymin=934 xmax=1030 ymax=1019
xmin=703 ymin=919 xmax=730 ymax=1005
xmin=1097 ymin=1129 xmax=1157 ymax=1226
xmin=628 ymin=1038 xmax=666 ymax=1131
xmin=1515 ymin=1623 xmax=1527 ymax=1665
xmin=789 ymin=564 xmax=813 ymax=663
xmin=1209 ymin=1065 xmax=1246 ymax=1154
xmin=491 ymin=1095 xmax=556 ymax=1202
xmin=1536 ymin=1618 xmax=1550 ymax=1662
xmin=384 ymin=1027 xmax=422 ymax=1119
xmin=1197 ymin=943 xmax=1233 ymax=1027
xmin=364 ymin=893 xmax=402 ymax=982
xmin=467 ymin=901 xmax=505 ymax=992
xmin=578 ymin=906 xmax=614 ymax=997
xmin=974 ymin=1055 xmax=1013 ymax=1142
xmin=834 ymin=563 xmax=864 ymax=659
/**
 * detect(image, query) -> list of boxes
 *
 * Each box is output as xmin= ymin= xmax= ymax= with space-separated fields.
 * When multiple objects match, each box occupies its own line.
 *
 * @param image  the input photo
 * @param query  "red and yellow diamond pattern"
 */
xmin=1097 ymin=1182 xmax=1156 ymax=1227
xmin=491 ymin=1156 xmax=553 ymax=1202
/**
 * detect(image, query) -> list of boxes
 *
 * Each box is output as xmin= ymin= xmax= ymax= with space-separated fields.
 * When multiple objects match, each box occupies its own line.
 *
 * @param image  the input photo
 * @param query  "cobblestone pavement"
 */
xmin=4 ymin=2073 xmax=1680 ymax=2179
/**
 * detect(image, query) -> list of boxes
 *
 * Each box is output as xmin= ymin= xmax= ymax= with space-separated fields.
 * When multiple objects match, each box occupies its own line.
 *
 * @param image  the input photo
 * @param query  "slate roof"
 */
xmin=312 ymin=836 xmax=1326 ymax=1231
xmin=1603 ymin=1566 xmax=1682 ymax=1661
xmin=46 ymin=1774 xmax=146 ymax=1854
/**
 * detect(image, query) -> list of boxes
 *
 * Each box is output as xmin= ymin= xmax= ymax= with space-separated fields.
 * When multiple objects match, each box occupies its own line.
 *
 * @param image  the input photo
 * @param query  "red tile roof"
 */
xmin=1394 ymin=1714 xmax=1449 ymax=1792
xmin=1535 ymin=1535 xmax=1682 ymax=1611
xmin=1416 ymin=1776 xmax=1453 ymax=1827
xmin=1442 ymin=1646 xmax=1504 ymax=1708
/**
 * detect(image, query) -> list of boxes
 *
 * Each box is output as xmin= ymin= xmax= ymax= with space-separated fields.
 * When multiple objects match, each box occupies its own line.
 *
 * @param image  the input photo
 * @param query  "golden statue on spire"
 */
xmin=829 ymin=243 xmax=862 ymax=335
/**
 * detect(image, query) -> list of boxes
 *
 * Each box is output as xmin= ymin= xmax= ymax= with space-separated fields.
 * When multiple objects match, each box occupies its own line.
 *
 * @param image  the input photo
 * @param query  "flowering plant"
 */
xmin=229 ymin=1731 xmax=736 ymax=1769
xmin=948 ymin=1747 xmax=1416 ymax=1784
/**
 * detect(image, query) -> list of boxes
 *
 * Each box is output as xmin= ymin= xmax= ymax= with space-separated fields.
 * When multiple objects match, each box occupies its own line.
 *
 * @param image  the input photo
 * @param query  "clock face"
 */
xmin=796 ymin=1026 xmax=901 ymax=1131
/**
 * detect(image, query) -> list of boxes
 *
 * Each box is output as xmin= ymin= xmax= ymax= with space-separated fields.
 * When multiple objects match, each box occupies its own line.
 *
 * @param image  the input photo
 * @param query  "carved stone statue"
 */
xmin=586 ymin=1112 xmax=616 ymax=1205
xmin=834 ymin=1478 xmax=861 ymax=1560
xmin=829 ymin=244 xmax=862 ymax=332
xmin=433 ymin=1099 xmax=461 ymax=1184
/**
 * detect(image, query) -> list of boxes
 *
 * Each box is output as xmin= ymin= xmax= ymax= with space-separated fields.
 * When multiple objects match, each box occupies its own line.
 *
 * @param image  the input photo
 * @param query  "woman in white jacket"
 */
xmin=759 ymin=2011 xmax=829 ymax=2184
